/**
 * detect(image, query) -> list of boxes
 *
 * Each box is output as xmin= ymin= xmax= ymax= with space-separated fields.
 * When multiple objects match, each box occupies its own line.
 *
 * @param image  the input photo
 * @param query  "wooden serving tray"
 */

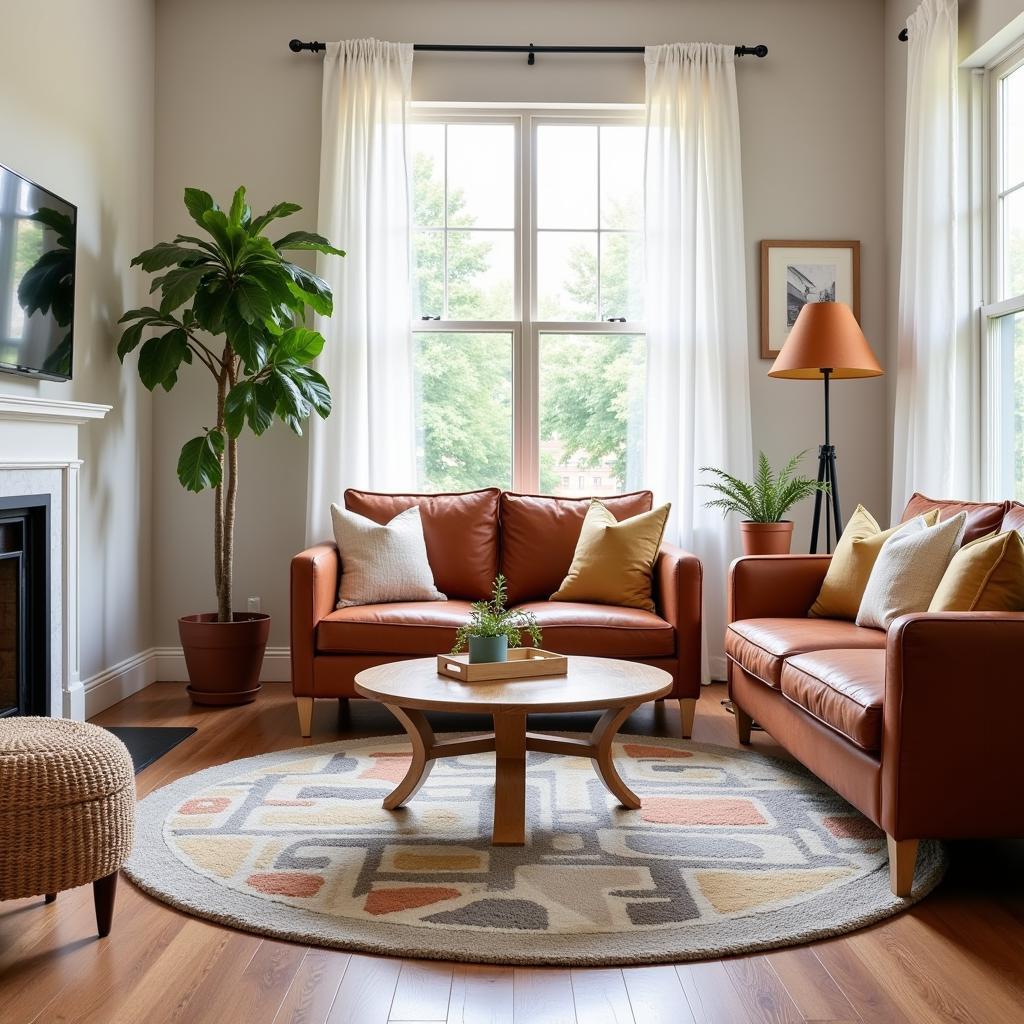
xmin=436 ymin=648 xmax=569 ymax=683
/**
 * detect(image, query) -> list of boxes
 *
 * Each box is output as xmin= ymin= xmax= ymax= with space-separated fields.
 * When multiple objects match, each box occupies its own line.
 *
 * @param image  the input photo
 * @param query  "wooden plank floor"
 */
xmin=2 ymin=681 xmax=1022 ymax=1023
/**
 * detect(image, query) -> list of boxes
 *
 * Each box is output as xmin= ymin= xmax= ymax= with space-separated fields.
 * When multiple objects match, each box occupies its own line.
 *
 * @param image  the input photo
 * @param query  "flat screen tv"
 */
xmin=0 ymin=164 xmax=76 ymax=381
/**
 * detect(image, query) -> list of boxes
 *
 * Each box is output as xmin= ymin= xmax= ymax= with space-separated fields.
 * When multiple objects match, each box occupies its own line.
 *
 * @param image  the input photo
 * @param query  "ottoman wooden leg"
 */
xmin=45 ymin=892 xmax=57 ymax=904
xmin=93 ymin=871 xmax=118 ymax=938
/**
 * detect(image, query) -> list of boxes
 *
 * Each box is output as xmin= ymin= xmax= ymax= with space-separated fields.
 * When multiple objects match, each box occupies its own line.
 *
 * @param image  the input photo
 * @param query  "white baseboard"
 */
xmin=83 ymin=649 xmax=158 ymax=718
xmin=82 ymin=645 xmax=292 ymax=717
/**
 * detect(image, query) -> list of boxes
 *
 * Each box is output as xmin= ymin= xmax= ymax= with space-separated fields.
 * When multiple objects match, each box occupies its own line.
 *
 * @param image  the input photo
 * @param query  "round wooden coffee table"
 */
xmin=354 ymin=656 xmax=673 ymax=845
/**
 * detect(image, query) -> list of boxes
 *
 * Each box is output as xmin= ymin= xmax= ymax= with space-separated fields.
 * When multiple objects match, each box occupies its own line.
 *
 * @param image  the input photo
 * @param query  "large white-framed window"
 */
xmin=407 ymin=107 xmax=646 ymax=496
xmin=982 ymin=43 xmax=1024 ymax=500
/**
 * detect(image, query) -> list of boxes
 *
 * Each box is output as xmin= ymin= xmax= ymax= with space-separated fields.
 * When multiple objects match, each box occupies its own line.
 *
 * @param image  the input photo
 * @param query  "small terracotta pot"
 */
xmin=740 ymin=521 xmax=795 ymax=556
xmin=178 ymin=612 xmax=271 ymax=706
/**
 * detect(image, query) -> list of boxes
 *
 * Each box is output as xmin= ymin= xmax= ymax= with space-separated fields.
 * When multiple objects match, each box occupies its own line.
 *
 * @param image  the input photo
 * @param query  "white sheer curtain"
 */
xmin=644 ymin=43 xmax=753 ymax=682
xmin=891 ymin=0 xmax=971 ymax=519
xmin=306 ymin=39 xmax=415 ymax=545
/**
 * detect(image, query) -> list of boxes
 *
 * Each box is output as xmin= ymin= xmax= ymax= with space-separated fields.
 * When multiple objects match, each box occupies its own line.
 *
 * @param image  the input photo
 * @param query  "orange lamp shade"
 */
xmin=768 ymin=302 xmax=883 ymax=380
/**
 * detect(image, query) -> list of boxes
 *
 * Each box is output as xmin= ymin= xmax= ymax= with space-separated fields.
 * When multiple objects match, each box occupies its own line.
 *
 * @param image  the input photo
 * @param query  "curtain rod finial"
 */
xmin=898 ymin=28 xmax=909 ymax=42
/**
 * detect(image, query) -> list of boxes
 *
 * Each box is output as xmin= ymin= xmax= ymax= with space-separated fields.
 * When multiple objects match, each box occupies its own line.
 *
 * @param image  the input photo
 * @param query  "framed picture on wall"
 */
xmin=759 ymin=240 xmax=861 ymax=359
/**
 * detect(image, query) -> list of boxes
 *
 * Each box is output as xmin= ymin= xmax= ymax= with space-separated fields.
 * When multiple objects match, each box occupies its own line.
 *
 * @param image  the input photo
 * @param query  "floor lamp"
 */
xmin=768 ymin=302 xmax=883 ymax=553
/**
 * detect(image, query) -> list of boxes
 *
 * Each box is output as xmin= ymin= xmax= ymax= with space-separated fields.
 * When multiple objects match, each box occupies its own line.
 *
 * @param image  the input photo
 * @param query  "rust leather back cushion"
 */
xmin=344 ymin=488 xmax=500 ymax=600
xmin=499 ymin=490 xmax=654 ymax=604
xmin=1005 ymin=502 xmax=1024 ymax=533
xmin=900 ymin=492 xmax=1009 ymax=545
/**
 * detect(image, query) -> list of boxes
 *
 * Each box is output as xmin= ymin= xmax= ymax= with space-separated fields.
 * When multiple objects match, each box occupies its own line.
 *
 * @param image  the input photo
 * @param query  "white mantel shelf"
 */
xmin=0 ymin=393 xmax=110 ymax=719
xmin=0 ymin=394 xmax=112 ymax=424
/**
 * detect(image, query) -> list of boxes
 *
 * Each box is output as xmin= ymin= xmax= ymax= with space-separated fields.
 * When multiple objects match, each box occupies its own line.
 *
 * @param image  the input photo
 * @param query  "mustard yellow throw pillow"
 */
xmin=928 ymin=530 xmax=1024 ymax=612
xmin=550 ymin=499 xmax=671 ymax=612
xmin=809 ymin=505 xmax=939 ymax=620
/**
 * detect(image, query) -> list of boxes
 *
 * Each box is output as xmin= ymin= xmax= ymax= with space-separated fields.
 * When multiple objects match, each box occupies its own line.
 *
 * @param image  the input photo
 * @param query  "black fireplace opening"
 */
xmin=0 ymin=495 xmax=50 ymax=718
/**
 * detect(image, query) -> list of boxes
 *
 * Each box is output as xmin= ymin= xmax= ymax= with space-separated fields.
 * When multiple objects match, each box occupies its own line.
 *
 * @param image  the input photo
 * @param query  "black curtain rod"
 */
xmin=288 ymin=39 xmax=768 ymax=63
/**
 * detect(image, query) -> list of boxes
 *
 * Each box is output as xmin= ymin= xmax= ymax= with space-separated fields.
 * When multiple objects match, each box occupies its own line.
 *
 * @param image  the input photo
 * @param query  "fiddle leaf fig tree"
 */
xmin=118 ymin=187 xmax=344 ymax=622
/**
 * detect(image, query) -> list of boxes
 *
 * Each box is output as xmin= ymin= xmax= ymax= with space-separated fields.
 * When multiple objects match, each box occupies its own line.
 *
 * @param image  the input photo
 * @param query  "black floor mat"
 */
xmin=103 ymin=726 xmax=197 ymax=774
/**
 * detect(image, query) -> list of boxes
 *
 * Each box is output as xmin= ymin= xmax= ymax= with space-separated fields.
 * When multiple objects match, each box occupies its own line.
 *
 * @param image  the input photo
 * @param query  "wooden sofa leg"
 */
xmin=297 ymin=697 xmax=314 ymax=738
xmin=735 ymin=704 xmax=754 ymax=745
xmin=93 ymin=872 xmax=118 ymax=938
xmin=678 ymin=698 xmax=696 ymax=739
xmin=887 ymin=835 xmax=919 ymax=897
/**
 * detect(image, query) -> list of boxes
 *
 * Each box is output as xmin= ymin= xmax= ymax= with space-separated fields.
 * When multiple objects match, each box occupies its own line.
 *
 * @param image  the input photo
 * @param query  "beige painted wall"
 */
xmin=0 ymin=0 xmax=155 ymax=680
xmin=152 ymin=0 xmax=889 ymax=647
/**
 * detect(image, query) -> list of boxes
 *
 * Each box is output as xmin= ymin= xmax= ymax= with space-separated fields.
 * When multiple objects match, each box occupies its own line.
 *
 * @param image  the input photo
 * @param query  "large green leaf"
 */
xmin=249 ymin=201 xmax=302 ymax=236
xmin=228 ymin=186 xmax=251 ymax=228
xmin=131 ymin=242 xmax=210 ymax=273
xmin=273 ymin=327 xmax=324 ymax=364
xmin=116 ymin=320 xmax=147 ymax=361
xmin=233 ymin=278 xmax=275 ymax=325
xmin=177 ymin=431 xmax=224 ymax=492
xmin=273 ymin=230 xmax=346 ymax=258
xmin=247 ymin=264 xmax=299 ymax=311
xmin=291 ymin=364 xmax=332 ymax=417
xmin=192 ymin=281 xmax=231 ymax=333
xmin=269 ymin=366 xmax=309 ymax=433
xmin=118 ymin=305 xmax=164 ymax=324
xmin=281 ymin=262 xmax=333 ymax=316
xmin=137 ymin=329 xmax=189 ymax=390
xmin=183 ymin=188 xmax=217 ymax=228
xmin=224 ymin=380 xmax=274 ymax=437
xmin=157 ymin=265 xmax=209 ymax=314
xmin=226 ymin=314 xmax=269 ymax=372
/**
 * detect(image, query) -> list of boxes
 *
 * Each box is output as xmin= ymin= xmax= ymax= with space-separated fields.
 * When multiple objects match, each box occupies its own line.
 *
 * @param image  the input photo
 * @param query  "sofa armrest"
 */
xmin=654 ymin=543 xmax=702 ymax=697
xmin=728 ymin=555 xmax=832 ymax=622
xmin=881 ymin=611 xmax=1024 ymax=840
xmin=290 ymin=542 xmax=340 ymax=696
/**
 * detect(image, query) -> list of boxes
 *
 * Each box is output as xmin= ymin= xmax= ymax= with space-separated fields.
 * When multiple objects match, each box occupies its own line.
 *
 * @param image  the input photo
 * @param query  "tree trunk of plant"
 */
xmin=222 ymin=355 xmax=238 ymax=622
xmin=214 ymin=347 xmax=230 ymax=622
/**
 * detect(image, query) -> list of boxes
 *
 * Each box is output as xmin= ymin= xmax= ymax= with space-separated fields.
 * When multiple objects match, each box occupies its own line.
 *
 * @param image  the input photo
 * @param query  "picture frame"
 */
xmin=759 ymin=240 xmax=861 ymax=360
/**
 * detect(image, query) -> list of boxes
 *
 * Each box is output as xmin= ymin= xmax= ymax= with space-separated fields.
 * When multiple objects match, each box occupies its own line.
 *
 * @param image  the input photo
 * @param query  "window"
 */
xmin=983 ymin=47 xmax=1024 ymax=500
xmin=409 ymin=111 xmax=646 ymax=495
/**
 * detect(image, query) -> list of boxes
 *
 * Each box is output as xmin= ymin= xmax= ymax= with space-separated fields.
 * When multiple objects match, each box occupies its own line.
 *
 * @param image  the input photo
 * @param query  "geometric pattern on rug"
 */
xmin=125 ymin=734 xmax=946 ymax=966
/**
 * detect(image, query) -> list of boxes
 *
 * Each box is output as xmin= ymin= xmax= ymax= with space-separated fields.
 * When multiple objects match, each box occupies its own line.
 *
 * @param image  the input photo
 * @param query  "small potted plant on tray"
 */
xmin=701 ymin=450 xmax=830 ymax=555
xmin=452 ymin=575 xmax=543 ymax=663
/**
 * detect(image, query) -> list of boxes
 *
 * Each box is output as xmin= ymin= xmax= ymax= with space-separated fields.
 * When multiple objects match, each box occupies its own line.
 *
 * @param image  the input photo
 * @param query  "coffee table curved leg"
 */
xmin=382 ymin=704 xmax=436 ymax=810
xmin=590 ymin=703 xmax=642 ymax=809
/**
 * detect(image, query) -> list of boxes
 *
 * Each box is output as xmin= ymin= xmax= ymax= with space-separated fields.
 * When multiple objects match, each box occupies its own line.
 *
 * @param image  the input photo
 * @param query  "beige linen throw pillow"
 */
xmin=330 ymin=504 xmax=446 ymax=609
xmin=855 ymin=512 xmax=967 ymax=630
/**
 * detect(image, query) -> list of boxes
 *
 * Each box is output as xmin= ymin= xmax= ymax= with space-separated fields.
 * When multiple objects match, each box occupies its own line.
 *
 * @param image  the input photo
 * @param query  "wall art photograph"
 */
xmin=760 ymin=240 xmax=860 ymax=359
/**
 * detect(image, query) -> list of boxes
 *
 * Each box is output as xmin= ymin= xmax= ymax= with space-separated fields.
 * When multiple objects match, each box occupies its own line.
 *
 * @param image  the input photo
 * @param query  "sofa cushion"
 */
xmin=345 ymin=488 xmax=500 ymax=600
xmin=499 ymin=490 xmax=653 ymax=604
xmin=317 ymin=601 xmax=476 ymax=655
xmin=780 ymin=649 xmax=886 ymax=751
xmin=515 ymin=601 xmax=674 ymax=657
xmin=901 ymin=492 xmax=1009 ymax=545
xmin=726 ymin=618 xmax=885 ymax=689
xmin=1004 ymin=502 xmax=1024 ymax=534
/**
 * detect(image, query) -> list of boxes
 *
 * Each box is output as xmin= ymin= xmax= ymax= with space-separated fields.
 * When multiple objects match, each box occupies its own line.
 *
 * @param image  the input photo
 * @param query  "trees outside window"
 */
xmin=408 ymin=113 xmax=645 ymax=495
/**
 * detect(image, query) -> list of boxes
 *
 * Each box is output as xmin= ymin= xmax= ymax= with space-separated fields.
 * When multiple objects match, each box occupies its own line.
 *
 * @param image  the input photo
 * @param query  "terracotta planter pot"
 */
xmin=740 ymin=521 xmax=795 ymax=556
xmin=178 ymin=612 xmax=271 ymax=706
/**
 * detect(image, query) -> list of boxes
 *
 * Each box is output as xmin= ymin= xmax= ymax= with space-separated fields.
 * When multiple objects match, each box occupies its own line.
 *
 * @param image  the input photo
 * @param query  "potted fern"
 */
xmin=117 ymin=187 xmax=343 ymax=704
xmin=452 ymin=575 xmax=543 ymax=663
xmin=701 ymin=451 xmax=830 ymax=555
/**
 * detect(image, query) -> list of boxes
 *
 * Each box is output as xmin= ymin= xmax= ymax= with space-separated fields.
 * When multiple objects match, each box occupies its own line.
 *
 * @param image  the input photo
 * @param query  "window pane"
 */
xmin=991 ymin=310 xmax=1024 ymax=501
xmin=409 ymin=123 xmax=445 ymax=227
xmin=1004 ymin=64 xmax=1024 ymax=189
xmin=415 ymin=332 xmax=513 ymax=491
xmin=538 ymin=333 xmax=646 ymax=496
xmin=600 ymin=126 xmax=644 ymax=229
xmin=537 ymin=125 xmax=598 ymax=229
xmin=537 ymin=231 xmax=598 ymax=320
xmin=447 ymin=230 xmax=514 ymax=319
xmin=600 ymin=232 xmax=644 ymax=321
xmin=447 ymin=124 xmax=515 ymax=228
xmin=1003 ymin=187 xmax=1024 ymax=300
xmin=412 ymin=230 xmax=443 ymax=318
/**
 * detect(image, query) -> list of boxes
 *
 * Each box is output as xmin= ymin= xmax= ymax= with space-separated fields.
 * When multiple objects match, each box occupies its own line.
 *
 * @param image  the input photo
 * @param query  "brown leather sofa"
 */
xmin=292 ymin=488 xmax=703 ymax=738
xmin=726 ymin=494 xmax=1024 ymax=896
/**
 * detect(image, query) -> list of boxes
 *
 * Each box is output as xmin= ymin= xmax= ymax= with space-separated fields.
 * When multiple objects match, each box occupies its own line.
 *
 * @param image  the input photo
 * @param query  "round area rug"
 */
xmin=124 ymin=733 xmax=945 ymax=965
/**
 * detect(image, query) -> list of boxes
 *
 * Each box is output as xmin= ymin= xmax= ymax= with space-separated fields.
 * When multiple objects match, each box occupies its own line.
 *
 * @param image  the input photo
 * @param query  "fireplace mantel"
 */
xmin=0 ymin=393 xmax=111 ymax=719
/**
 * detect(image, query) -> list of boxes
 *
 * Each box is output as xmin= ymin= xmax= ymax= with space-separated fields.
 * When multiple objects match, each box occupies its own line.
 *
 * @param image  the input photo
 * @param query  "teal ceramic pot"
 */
xmin=468 ymin=634 xmax=509 ymax=664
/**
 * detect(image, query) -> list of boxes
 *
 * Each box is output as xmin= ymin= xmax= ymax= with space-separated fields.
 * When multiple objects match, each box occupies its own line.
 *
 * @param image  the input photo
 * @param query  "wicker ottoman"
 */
xmin=0 ymin=718 xmax=135 ymax=937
